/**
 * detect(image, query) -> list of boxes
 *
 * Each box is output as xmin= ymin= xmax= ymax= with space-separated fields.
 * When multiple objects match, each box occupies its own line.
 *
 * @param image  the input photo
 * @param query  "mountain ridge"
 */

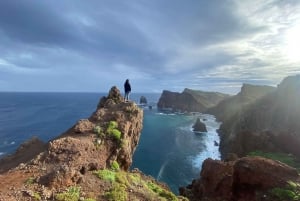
xmin=157 ymin=88 xmax=230 ymax=112
xmin=209 ymin=75 xmax=300 ymax=159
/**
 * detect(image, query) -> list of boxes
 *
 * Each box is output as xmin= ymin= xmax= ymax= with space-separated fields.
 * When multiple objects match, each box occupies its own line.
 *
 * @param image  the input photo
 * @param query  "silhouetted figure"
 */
xmin=124 ymin=79 xmax=131 ymax=101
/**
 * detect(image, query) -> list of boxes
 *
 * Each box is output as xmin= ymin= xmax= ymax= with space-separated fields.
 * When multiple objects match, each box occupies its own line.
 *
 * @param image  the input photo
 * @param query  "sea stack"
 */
xmin=139 ymin=96 xmax=148 ymax=105
xmin=193 ymin=117 xmax=207 ymax=132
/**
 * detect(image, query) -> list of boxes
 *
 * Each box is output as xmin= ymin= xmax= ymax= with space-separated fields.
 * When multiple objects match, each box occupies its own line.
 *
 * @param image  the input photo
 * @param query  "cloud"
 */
xmin=0 ymin=0 xmax=299 ymax=93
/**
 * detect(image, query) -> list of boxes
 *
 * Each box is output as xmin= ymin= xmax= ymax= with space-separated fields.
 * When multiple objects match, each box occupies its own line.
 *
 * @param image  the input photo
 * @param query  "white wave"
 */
xmin=157 ymin=160 xmax=169 ymax=180
xmin=155 ymin=112 xmax=175 ymax=116
xmin=10 ymin=141 xmax=15 ymax=145
xmin=0 ymin=152 xmax=4 ymax=156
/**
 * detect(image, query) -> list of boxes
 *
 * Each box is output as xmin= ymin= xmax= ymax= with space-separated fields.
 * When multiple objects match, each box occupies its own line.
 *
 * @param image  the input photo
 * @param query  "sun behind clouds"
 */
xmin=284 ymin=24 xmax=300 ymax=62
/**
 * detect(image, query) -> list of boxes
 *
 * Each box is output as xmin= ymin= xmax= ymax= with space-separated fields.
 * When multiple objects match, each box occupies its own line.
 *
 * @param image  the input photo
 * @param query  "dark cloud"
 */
xmin=0 ymin=0 xmax=299 ymax=93
xmin=0 ymin=1 xmax=81 ymax=46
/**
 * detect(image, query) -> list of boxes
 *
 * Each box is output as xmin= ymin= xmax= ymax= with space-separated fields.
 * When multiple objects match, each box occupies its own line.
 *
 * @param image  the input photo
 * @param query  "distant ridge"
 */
xmin=157 ymin=88 xmax=230 ymax=112
xmin=207 ymin=83 xmax=276 ymax=122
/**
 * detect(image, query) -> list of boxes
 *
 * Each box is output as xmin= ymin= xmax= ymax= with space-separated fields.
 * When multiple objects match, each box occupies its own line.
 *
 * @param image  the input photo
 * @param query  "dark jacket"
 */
xmin=124 ymin=80 xmax=131 ymax=93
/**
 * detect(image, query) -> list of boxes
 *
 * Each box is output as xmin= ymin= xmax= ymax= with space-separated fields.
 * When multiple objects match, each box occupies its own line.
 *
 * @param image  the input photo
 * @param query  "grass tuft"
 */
xmin=93 ymin=169 xmax=116 ymax=182
xmin=55 ymin=186 xmax=80 ymax=201
xmin=111 ymin=160 xmax=120 ymax=171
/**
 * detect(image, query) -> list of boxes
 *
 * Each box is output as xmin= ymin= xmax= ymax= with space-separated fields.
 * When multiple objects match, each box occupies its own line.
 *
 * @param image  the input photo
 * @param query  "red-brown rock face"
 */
xmin=180 ymin=156 xmax=299 ymax=201
xmin=0 ymin=86 xmax=144 ymax=199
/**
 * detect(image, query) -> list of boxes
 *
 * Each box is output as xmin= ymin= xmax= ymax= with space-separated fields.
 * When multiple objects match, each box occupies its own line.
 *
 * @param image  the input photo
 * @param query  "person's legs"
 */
xmin=124 ymin=92 xmax=129 ymax=101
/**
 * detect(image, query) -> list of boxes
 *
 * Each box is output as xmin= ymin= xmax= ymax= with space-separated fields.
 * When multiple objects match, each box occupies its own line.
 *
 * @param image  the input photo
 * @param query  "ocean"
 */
xmin=0 ymin=92 xmax=220 ymax=194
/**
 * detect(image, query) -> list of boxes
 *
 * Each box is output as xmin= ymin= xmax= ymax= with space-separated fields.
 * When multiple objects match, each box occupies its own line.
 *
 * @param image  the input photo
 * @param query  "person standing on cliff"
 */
xmin=124 ymin=79 xmax=131 ymax=102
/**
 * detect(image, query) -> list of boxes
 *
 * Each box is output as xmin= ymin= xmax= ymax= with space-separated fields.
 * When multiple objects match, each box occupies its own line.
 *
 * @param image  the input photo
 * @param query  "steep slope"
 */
xmin=207 ymin=83 xmax=275 ymax=122
xmin=157 ymin=88 xmax=230 ymax=112
xmin=217 ymin=75 xmax=300 ymax=158
xmin=0 ymin=87 xmax=185 ymax=201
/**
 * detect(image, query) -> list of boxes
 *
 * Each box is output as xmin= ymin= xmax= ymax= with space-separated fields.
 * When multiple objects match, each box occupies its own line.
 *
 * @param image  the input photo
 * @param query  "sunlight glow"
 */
xmin=284 ymin=25 xmax=300 ymax=62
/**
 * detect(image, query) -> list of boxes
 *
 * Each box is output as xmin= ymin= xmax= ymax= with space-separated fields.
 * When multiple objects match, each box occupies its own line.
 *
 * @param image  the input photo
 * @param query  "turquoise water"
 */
xmin=0 ymin=92 xmax=221 ymax=194
xmin=132 ymin=109 xmax=220 ymax=193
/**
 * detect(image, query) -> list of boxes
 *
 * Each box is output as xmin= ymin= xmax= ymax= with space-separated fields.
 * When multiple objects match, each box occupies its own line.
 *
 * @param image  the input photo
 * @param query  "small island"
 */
xmin=192 ymin=117 xmax=207 ymax=132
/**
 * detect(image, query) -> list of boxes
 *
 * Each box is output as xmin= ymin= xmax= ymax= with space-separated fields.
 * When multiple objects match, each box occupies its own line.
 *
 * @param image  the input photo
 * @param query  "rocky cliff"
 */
xmin=0 ymin=87 xmax=184 ymax=201
xmin=180 ymin=157 xmax=300 ymax=201
xmin=214 ymin=75 xmax=300 ymax=159
xmin=157 ymin=88 xmax=230 ymax=112
xmin=207 ymin=83 xmax=275 ymax=122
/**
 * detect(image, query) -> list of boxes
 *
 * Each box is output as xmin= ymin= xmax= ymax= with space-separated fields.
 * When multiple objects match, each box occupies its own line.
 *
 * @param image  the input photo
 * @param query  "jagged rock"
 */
xmin=1 ymin=86 xmax=175 ymax=201
xmin=140 ymin=96 xmax=147 ymax=105
xmin=180 ymin=156 xmax=299 ymax=201
xmin=97 ymin=86 xmax=124 ymax=108
xmin=74 ymin=119 xmax=94 ymax=133
xmin=193 ymin=118 xmax=207 ymax=132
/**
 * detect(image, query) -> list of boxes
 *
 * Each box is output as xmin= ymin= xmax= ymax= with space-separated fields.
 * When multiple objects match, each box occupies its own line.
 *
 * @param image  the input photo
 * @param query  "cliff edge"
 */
xmin=0 ymin=87 xmax=184 ymax=201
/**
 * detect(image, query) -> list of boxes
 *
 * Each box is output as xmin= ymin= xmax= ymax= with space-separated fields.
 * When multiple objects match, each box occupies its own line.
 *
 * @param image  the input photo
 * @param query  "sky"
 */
xmin=0 ymin=0 xmax=300 ymax=94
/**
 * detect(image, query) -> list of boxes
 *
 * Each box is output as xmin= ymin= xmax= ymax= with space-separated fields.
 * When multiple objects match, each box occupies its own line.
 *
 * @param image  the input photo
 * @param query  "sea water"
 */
xmin=132 ymin=109 xmax=221 ymax=193
xmin=0 ymin=92 xmax=220 ymax=194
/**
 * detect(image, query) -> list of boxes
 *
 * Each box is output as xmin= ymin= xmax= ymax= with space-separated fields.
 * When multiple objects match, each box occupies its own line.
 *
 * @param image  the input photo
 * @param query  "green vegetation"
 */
xmin=108 ymin=121 xmax=118 ymax=129
xmin=55 ymin=186 xmax=80 ymax=201
xmin=55 ymin=186 xmax=95 ymax=201
xmin=93 ymin=168 xmax=180 ymax=201
xmin=107 ymin=121 xmax=122 ymax=141
xmin=147 ymin=181 xmax=178 ymax=201
xmin=25 ymin=177 xmax=35 ymax=185
xmin=271 ymin=181 xmax=300 ymax=201
xmin=247 ymin=151 xmax=300 ymax=170
xmin=105 ymin=183 xmax=128 ymax=201
xmin=33 ymin=192 xmax=41 ymax=201
xmin=111 ymin=160 xmax=120 ymax=171
xmin=93 ymin=125 xmax=103 ymax=137
xmin=94 ymin=169 xmax=116 ymax=182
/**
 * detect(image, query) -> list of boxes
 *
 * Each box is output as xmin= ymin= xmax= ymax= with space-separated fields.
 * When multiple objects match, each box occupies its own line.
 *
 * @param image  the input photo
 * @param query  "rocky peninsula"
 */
xmin=0 ymin=87 xmax=185 ymax=201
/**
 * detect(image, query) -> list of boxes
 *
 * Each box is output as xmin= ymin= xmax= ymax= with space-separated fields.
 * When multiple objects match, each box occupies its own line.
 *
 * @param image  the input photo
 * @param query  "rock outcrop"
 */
xmin=215 ymin=75 xmax=300 ymax=159
xmin=192 ymin=117 xmax=207 ymax=132
xmin=157 ymin=88 xmax=230 ymax=112
xmin=180 ymin=157 xmax=300 ymax=201
xmin=139 ymin=96 xmax=147 ymax=105
xmin=0 ymin=86 xmax=183 ymax=201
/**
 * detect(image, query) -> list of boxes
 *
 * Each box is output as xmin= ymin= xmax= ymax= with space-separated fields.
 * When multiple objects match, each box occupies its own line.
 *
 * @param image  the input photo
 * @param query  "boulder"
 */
xmin=74 ymin=119 xmax=94 ymax=133
xmin=180 ymin=156 xmax=299 ymax=201
xmin=193 ymin=118 xmax=207 ymax=132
